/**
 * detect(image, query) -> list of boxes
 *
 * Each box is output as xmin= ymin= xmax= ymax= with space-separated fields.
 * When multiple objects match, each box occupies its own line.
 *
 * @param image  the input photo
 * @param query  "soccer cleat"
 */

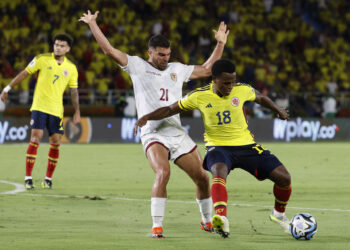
xmin=212 ymin=215 xmax=230 ymax=238
xmin=24 ymin=179 xmax=34 ymax=190
xmin=269 ymin=210 xmax=291 ymax=233
xmin=200 ymin=221 xmax=215 ymax=233
xmin=151 ymin=227 xmax=165 ymax=238
xmin=41 ymin=179 xmax=52 ymax=189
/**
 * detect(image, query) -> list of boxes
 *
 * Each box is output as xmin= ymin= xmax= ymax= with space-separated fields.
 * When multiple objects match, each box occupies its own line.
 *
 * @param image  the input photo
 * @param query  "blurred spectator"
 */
xmin=114 ymin=92 xmax=127 ymax=117
xmin=124 ymin=91 xmax=136 ymax=117
xmin=253 ymin=103 xmax=272 ymax=118
xmin=1 ymin=0 xmax=350 ymax=117
xmin=322 ymin=94 xmax=337 ymax=118
xmin=275 ymin=92 xmax=289 ymax=109
xmin=327 ymin=80 xmax=338 ymax=95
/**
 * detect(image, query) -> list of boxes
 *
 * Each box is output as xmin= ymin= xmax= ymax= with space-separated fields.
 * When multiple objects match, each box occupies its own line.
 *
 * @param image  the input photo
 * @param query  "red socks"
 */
xmin=46 ymin=144 xmax=60 ymax=178
xmin=211 ymin=176 xmax=228 ymax=216
xmin=273 ymin=184 xmax=292 ymax=213
xmin=26 ymin=142 xmax=38 ymax=177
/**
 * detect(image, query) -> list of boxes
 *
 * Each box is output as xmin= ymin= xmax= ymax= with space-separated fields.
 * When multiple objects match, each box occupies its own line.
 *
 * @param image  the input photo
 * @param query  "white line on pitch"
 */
xmin=0 ymin=180 xmax=26 ymax=194
xmin=1 ymin=180 xmax=350 ymax=213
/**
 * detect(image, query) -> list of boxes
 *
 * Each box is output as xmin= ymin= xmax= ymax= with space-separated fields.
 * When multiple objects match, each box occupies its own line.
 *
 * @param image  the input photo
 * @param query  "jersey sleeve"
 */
xmin=180 ymin=64 xmax=194 ymax=82
xmin=244 ymin=85 xmax=256 ymax=101
xmin=120 ymin=55 xmax=141 ymax=74
xmin=25 ymin=55 xmax=42 ymax=75
xmin=68 ymin=65 xmax=78 ymax=88
xmin=178 ymin=92 xmax=198 ymax=111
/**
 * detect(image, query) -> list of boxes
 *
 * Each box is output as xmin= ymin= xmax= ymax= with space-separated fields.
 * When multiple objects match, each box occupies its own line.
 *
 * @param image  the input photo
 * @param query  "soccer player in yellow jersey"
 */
xmin=0 ymin=34 xmax=80 ymax=190
xmin=134 ymin=59 xmax=292 ymax=238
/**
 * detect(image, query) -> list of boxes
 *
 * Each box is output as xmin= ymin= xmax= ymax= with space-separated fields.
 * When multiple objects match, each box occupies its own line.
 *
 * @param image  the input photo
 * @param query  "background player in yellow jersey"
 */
xmin=0 ymin=33 xmax=80 ymax=190
xmin=134 ymin=59 xmax=292 ymax=238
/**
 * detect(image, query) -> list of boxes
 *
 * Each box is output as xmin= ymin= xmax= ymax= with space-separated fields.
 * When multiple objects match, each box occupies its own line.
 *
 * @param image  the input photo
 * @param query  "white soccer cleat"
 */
xmin=212 ymin=215 xmax=230 ymax=238
xmin=269 ymin=210 xmax=291 ymax=234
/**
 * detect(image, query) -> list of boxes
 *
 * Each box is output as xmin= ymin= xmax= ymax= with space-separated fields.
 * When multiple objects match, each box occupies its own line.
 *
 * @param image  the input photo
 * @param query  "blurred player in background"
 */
xmin=79 ymin=10 xmax=229 ymax=238
xmin=0 ymin=34 xmax=80 ymax=190
xmin=134 ymin=59 xmax=292 ymax=238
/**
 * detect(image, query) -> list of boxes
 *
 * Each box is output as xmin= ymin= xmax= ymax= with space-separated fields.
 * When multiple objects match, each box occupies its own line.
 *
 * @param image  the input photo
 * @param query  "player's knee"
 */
xmin=194 ymin=170 xmax=209 ymax=187
xmin=210 ymin=163 xmax=228 ymax=178
xmin=277 ymin=168 xmax=291 ymax=186
xmin=282 ymin=171 xmax=291 ymax=186
xmin=30 ymin=137 xmax=41 ymax=144
xmin=155 ymin=168 xmax=170 ymax=184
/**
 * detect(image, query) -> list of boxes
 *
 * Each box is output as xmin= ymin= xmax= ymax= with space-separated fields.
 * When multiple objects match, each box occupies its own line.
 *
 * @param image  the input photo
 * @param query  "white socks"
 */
xmin=151 ymin=197 xmax=213 ymax=227
xmin=151 ymin=197 xmax=167 ymax=228
xmin=196 ymin=197 xmax=213 ymax=223
xmin=273 ymin=209 xmax=285 ymax=218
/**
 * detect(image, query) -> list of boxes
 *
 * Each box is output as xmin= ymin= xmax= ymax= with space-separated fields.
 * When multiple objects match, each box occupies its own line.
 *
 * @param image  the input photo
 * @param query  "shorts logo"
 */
xmin=231 ymin=97 xmax=240 ymax=107
xmin=63 ymin=70 xmax=69 ymax=77
xmin=170 ymin=73 xmax=177 ymax=82
xmin=208 ymin=147 xmax=215 ymax=151
xmin=30 ymin=119 xmax=34 ymax=126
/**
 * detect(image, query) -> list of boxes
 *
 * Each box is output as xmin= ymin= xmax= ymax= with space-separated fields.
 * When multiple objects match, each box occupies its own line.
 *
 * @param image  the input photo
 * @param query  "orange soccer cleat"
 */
xmin=151 ymin=227 xmax=165 ymax=238
xmin=200 ymin=221 xmax=215 ymax=233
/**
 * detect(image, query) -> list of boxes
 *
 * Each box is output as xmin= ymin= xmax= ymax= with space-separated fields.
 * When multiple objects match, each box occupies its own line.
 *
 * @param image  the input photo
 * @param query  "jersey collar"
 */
xmin=52 ymin=53 xmax=66 ymax=65
xmin=210 ymin=82 xmax=231 ymax=100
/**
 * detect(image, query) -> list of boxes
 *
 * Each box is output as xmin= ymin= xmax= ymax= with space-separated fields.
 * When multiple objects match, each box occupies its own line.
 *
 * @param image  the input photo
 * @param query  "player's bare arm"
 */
xmin=79 ymin=10 xmax=128 ymax=66
xmin=190 ymin=21 xmax=230 ymax=80
xmin=0 ymin=70 xmax=29 ymax=102
xmin=70 ymin=88 xmax=81 ymax=124
xmin=134 ymin=102 xmax=182 ymax=135
xmin=254 ymin=90 xmax=289 ymax=120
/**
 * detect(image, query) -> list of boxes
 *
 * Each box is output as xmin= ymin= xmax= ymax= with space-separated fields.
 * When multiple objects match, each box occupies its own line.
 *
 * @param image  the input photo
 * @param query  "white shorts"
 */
xmin=141 ymin=132 xmax=197 ymax=162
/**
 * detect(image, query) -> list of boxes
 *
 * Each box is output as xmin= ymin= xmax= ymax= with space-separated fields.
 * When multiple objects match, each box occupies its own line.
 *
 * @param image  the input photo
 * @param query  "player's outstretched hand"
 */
xmin=213 ymin=21 xmax=229 ymax=44
xmin=79 ymin=10 xmax=99 ymax=24
xmin=277 ymin=109 xmax=289 ymax=120
xmin=73 ymin=111 xmax=81 ymax=125
xmin=134 ymin=116 xmax=148 ymax=136
xmin=0 ymin=91 xmax=8 ymax=102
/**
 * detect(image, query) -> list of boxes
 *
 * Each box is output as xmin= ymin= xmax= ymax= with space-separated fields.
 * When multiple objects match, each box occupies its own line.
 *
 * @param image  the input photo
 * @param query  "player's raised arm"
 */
xmin=190 ymin=21 xmax=230 ymax=80
xmin=0 ymin=69 xmax=29 ymax=102
xmin=134 ymin=102 xmax=182 ymax=135
xmin=79 ymin=10 xmax=128 ymax=66
xmin=254 ymin=90 xmax=290 ymax=120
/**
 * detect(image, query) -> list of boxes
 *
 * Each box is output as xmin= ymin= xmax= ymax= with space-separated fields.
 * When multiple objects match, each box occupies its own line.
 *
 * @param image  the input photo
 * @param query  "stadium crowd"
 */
xmin=1 ymin=0 xmax=350 ymax=117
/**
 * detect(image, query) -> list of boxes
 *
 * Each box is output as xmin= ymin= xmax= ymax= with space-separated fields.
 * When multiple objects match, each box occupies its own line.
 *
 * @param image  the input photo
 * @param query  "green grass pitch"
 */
xmin=0 ymin=142 xmax=350 ymax=250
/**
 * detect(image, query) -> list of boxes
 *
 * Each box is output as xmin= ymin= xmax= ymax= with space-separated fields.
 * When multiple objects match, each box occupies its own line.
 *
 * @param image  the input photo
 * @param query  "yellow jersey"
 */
xmin=179 ymin=83 xmax=256 ymax=146
xmin=25 ymin=53 xmax=78 ymax=118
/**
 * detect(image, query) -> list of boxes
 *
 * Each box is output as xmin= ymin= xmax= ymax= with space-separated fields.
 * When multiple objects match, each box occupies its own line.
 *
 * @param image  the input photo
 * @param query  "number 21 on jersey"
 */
xmin=160 ymin=88 xmax=168 ymax=101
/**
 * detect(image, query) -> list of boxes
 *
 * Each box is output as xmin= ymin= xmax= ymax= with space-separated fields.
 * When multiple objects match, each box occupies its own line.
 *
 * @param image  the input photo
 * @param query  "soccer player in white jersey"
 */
xmin=79 ymin=10 xmax=229 ymax=238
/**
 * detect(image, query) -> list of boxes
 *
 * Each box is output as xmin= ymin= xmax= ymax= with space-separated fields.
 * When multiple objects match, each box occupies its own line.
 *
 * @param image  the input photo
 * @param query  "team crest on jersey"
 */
xmin=63 ymin=70 xmax=69 ymax=77
xmin=170 ymin=73 xmax=177 ymax=82
xmin=231 ymin=97 xmax=240 ymax=107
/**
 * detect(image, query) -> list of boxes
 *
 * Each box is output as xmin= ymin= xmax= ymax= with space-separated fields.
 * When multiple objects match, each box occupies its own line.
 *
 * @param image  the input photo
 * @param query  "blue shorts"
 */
xmin=30 ymin=110 xmax=64 ymax=136
xmin=203 ymin=144 xmax=282 ymax=180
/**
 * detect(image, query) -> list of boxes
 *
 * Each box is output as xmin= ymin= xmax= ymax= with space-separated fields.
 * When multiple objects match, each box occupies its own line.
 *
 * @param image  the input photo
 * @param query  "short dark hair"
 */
xmin=148 ymin=34 xmax=170 ymax=49
xmin=212 ymin=59 xmax=236 ymax=77
xmin=53 ymin=33 xmax=73 ymax=47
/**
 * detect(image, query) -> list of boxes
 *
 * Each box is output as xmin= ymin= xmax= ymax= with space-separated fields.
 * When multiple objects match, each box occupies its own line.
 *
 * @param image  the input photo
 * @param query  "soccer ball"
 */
xmin=290 ymin=213 xmax=317 ymax=240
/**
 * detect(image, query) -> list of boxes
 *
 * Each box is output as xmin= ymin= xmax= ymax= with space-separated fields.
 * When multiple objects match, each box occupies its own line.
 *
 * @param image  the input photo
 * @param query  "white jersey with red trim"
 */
xmin=121 ymin=55 xmax=194 ymax=137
